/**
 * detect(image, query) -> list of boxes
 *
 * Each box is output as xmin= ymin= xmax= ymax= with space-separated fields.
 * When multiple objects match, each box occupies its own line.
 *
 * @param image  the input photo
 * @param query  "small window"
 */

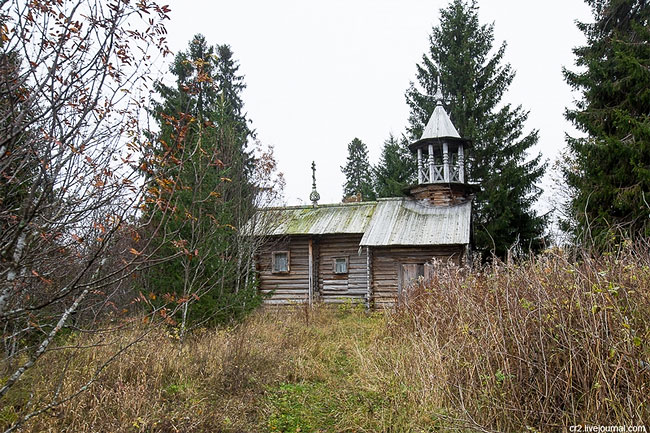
xmin=272 ymin=251 xmax=290 ymax=273
xmin=333 ymin=257 xmax=348 ymax=274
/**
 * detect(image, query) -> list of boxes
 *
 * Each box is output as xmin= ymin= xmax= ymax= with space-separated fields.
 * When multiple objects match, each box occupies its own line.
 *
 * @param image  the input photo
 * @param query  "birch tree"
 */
xmin=0 ymin=1 xmax=175 ymax=430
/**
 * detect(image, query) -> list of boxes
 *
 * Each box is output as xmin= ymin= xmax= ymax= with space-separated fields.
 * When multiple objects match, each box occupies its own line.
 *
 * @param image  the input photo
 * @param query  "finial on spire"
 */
xmin=309 ymin=161 xmax=320 ymax=207
xmin=434 ymin=75 xmax=444 ymax=106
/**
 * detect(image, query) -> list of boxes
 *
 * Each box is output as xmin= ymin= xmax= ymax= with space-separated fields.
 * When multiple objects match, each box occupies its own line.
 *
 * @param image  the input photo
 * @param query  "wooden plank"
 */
xmin=309 ymin=238 xmax=314 ymax=307
xmin=323 ymin=298 xmax=365 ymax=304
xmin=263 ymin=299 xmax=308 ymax=305
xmin=260 ymin=290 xmax=307 ymax=296
xmin=261 ymin=293 xmax=309 ymax=298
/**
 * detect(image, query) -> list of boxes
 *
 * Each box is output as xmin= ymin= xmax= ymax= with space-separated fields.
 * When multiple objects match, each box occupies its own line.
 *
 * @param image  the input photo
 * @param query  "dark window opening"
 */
xmin=416 ymin=264 xmax=424 ymax=279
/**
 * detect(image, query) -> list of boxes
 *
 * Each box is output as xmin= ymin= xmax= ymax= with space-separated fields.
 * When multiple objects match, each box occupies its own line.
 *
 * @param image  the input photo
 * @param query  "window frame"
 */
xmin=332 ymin=256 xmax=349 ymax=275
xmin=271 ymin=250 xmax=290 ymax=274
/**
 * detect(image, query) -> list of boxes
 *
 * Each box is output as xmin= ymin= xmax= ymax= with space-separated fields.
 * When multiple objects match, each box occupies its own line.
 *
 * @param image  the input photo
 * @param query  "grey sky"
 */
xmin=162 ymin=0 xmax=593 ymax=206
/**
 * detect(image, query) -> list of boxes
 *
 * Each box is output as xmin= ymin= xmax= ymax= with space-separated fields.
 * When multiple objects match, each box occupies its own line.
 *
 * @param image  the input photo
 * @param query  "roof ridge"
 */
xmin=256 ymin=200 xmax=379 ymax=211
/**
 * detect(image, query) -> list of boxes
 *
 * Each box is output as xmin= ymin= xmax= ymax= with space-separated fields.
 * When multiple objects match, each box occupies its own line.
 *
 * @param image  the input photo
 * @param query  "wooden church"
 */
xmin=246 ymin=84 xmax=478 ymax=308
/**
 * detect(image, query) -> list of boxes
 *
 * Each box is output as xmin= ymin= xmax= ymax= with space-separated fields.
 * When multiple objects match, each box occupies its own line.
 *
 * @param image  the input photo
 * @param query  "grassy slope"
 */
xmin=2 ymin=247 xmax=649 ymax=432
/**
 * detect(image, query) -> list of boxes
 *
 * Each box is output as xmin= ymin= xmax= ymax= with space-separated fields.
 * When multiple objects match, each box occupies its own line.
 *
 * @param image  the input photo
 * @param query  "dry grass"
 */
xmin=2 ymin=245 xmax=649 ymax=432
xmin=391 ymin=244 xmax=650 ymax=430
xmin=1 ymin=306 xmax=389 ymax=432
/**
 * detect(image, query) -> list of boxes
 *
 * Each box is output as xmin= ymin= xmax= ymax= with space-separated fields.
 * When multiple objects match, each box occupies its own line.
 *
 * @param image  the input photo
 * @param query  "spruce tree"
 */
xmin=145 ymin=35 xmax=260 ymax=331
xmin=341 ymin=137 xmax=376 ymax=201
xmin=563 ymin=0 xmax=650 ymax=244
xmin=373 ymin=134 xmax=416 ymax=198
xmin=213 ymin=44 xmax=255 ymax=178
xmin=405 ymin=0 xmax=547 ymax=258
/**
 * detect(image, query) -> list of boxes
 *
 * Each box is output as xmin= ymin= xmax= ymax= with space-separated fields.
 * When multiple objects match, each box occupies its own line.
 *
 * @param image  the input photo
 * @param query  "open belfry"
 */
xmin=409 ymin=78 xmax=475 ymax=206
xmin=246 ymin=80 xmax=478 ymax=308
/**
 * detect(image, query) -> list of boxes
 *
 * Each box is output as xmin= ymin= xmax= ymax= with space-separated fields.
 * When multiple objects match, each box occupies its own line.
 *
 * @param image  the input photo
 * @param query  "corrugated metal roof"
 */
xmin=360 ymin=198 xmax=471 ymax=246
xmin=420 ymin=103 xmax=460 ymax=140
xmin=245 ymin=202 xmax=376 ymax=236
xmin=246 ymin=198 xmax=471 ymax=246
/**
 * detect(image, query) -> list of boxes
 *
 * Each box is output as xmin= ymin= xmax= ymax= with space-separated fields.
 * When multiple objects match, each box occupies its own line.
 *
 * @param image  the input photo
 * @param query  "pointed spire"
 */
xmin=309 ymin=161 xmax=320 ymax=207
xmin=420 ymin=77 xmax=460 ymax=140
xmin=434 ymin=75 xmax=444 ymax=106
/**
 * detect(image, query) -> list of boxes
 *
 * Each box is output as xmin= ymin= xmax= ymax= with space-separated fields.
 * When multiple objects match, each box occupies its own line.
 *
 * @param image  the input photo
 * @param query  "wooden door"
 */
xmin=399 ymin=263 xmax=424 ymax=301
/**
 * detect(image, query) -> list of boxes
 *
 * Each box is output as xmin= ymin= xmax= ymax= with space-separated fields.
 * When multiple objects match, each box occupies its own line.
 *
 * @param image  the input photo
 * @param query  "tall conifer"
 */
xmin=406 ymin=0 xmax=547 ymax=258
xmin=373 ymin=134 xmax=415 ymax=198
xmin=563 ymin=0 xmax=650 ymax=244
xmin=145 ymin=35 xmax=260 ymax=330
xmin=341 ymin=137 xmax=376 ymax=201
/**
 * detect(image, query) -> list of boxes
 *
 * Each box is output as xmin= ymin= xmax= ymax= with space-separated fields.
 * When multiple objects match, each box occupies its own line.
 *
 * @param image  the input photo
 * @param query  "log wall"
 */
xmin=256 ymin=236 xmax=311 ymax=305
xmin=409 ymin=183 xmax=472 ymax=206
xmin=317 ymin=234 xmax=367 ymax=304
xmin=256 ymin=235 xmax=466 ymax=309
xmin=371 ymin=245 xmax=465 ymax=308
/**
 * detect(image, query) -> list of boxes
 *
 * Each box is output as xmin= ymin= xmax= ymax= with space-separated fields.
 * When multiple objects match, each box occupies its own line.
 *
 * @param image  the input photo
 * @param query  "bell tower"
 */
xmin=408 ymin=78 xmax=476 ymax=206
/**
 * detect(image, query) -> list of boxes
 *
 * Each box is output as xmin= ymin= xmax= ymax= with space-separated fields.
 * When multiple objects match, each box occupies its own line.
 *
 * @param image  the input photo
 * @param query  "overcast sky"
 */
xmin=160 ymin=0 xmax=593 ymax=207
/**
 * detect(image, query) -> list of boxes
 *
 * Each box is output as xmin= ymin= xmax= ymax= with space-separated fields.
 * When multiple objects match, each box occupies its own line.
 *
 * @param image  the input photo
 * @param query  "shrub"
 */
xmin=390 ymin=243 xmax=650 ymax=430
